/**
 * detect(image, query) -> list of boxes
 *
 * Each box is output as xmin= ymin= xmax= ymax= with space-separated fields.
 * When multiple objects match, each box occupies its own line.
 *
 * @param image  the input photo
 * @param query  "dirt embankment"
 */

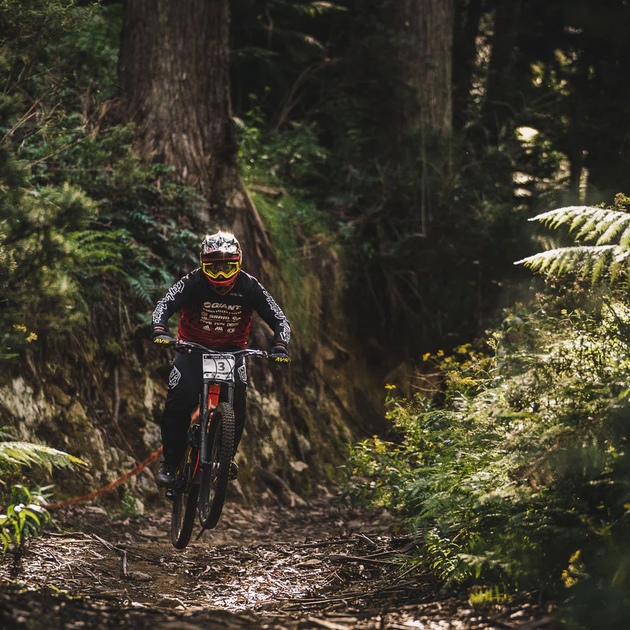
xmin=0 ymin=498 xmax=555 ymax=630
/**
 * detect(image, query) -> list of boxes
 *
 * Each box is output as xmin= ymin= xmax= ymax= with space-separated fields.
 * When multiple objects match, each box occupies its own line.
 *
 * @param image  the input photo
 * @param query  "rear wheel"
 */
xmin=170 ymin=447 xmax=200 ymax=549
xmin=198 ymin=402 xmax=234 ymax=530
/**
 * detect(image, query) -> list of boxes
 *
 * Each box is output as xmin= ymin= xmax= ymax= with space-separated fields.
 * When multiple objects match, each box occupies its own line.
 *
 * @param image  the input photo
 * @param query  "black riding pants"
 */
xmin=161 ymin=351 xmax=247 ymax=466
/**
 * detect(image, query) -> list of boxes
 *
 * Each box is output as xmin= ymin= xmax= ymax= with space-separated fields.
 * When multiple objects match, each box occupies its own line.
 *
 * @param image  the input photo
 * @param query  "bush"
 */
xmin=0 ymin=427 xmax=87 ymax=554
xmin=0 ymin=1 xmax=204 ymax=362
xmin=346 ymin=288 xmax=630 ymax=615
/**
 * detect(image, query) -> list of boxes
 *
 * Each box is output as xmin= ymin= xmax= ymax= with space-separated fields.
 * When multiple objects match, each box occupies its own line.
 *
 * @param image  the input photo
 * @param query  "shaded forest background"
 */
xmin=3 ymin=0 xmax=630 ymax=626
xmin=6 ymin=0 xmax=630 ymax=369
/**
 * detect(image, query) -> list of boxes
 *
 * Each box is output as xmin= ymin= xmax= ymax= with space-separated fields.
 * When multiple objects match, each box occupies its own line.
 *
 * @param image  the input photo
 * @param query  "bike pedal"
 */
xmin=165 ymin=489 xmax=175 ymax=501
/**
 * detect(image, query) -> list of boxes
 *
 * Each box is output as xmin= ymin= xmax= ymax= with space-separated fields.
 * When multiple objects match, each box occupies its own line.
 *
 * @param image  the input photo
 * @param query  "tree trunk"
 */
xmin=566 ymin=50 xmax=590 ymax=201
xmin=452 ymin=0 xmax=485 ymax=131
xmin=396 ymin=0 xmax=454 ymax=136
xmin=390 ymin=0 xmax=453 ymax=233
xmin=481 ymin=0 xmax=522 ymax=144
xmin=117 ymin=0 xmax=369 ymax=497
xmin=119 ymin=0 xmax=273 ymax=266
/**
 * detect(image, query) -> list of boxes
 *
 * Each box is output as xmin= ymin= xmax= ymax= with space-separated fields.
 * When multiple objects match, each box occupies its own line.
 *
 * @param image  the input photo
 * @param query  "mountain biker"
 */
xmin=151 ymin=231 xmax=291 ymax=488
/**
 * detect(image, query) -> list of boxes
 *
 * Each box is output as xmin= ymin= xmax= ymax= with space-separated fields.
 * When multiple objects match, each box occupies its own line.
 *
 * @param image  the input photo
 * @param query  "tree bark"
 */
xmin=396 ymin=0 xmax=454 ymax=136
xmin=119 ymin=0 xmax=273 ymax=269
xmin=481 ymin=0 xmax=523 ymax=144
xmin=452 ymin=0 xmax=485 ymax=131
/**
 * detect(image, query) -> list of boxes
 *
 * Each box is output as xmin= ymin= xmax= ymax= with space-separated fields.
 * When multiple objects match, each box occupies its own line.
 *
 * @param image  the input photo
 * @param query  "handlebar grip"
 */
xmin=153 ymin=336 xmax=176 ymax=346
xmin=268 ymin=354 xmax=291 ymax=364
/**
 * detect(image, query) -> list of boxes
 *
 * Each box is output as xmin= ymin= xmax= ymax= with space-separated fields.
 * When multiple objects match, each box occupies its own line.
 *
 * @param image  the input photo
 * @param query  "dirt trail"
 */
xmin=0 ymin=497 xmax=554 ymax=630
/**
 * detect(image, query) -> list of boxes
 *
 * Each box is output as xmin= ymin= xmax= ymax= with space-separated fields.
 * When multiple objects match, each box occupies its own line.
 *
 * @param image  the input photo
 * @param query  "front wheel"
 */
xmin=171 ymin=447 xmax=200 ymax=549
xmin=198 ymin=402 xmax=235 ymax=530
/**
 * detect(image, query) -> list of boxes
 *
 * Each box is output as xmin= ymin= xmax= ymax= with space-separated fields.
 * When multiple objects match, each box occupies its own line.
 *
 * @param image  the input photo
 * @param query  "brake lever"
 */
xmin=174 ymin=341 xmax=194 ymax=354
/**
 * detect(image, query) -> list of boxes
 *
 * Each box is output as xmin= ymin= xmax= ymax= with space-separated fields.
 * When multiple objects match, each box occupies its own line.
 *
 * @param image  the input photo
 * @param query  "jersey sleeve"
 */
xmin=151 ymin=273 xmax=194 ymax=333
xmin=252 ymin=281 xmax=291 ymax=347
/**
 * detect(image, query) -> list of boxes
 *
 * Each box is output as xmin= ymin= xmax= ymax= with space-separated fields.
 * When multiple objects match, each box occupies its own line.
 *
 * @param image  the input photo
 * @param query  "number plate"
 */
xmin=202 ymin=354 xmax=236 ymax=381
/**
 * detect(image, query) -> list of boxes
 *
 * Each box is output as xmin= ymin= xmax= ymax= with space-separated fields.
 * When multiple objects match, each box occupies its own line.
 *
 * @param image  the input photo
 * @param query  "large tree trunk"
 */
xmin=452 ymin=0 xmax=485 ymax=131
xmin=117 ymin=0 xmax=380 ymax=499
xmin=120 ymin=0 xmax=233 ymax=198
xmin=389 ymin=0 xmax=453 ymax=234
xmin=396 ymin=0 xmax=454 ymax=136
xmin=119 ymin=0 xmax=272 ymax=266
xmin=480 ymin=0 xmax=522 ymax=144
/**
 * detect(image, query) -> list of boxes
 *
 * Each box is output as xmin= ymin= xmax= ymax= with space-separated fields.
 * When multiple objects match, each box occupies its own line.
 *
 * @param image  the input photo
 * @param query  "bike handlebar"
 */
xmin=155 ymin=336 xmax=270 ymax=360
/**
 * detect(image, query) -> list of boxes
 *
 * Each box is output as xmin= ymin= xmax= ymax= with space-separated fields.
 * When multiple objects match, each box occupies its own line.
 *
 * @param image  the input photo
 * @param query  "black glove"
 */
xmin=152 ymin=326 xmax=172 ymax=345
xmin=269 ymin=343 xmax=290 ymax=363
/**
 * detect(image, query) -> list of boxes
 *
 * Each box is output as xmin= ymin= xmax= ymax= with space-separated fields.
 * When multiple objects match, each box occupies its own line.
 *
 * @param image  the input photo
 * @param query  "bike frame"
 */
xmin=166 ymin=339 xmax=268 ymax=469
xmin=161 ymin=336 xmax=283 ymax=545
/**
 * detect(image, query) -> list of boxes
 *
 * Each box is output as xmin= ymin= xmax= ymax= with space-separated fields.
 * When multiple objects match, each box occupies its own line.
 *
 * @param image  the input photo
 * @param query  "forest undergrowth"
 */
xmin=345 ymin=281 xmax=630 ymax=628
xmin=0 ymin=1 xmax=335 ymax=544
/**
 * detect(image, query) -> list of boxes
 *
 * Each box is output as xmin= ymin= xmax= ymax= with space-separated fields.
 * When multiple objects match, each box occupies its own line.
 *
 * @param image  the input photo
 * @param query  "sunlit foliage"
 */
xmin=346 ymin=288 xmax=630 ymax=619
xmin=517 ymin=195 xmax=630 ymax=286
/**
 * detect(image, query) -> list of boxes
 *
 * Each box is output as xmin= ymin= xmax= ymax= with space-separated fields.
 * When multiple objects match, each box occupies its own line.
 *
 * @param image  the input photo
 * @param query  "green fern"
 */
xmin=0 ymin=442 xmax=88 ymax=475
xmin=516 ymin=205 xmax=630 ymax=284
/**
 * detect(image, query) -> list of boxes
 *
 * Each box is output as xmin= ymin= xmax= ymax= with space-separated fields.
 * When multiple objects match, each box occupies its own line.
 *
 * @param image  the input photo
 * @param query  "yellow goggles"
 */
xmin=202 ymin=260 xmax=241 ymax=279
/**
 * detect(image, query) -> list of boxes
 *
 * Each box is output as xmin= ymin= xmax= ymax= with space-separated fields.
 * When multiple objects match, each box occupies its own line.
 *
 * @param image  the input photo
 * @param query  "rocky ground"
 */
xmin=0 ymin=494 xmax=556 ymax=629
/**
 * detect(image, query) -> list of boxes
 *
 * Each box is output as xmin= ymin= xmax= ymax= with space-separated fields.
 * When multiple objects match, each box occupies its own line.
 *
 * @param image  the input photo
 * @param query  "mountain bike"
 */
xmin=157 ymin=338 xmax=271 ymax=549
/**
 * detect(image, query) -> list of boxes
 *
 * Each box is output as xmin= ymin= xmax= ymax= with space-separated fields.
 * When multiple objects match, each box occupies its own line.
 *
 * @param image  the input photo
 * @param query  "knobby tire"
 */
xmin=198 ymin=402 xmax=234 ymax=530
xmin=171 ymin=446 xmax=200 ymax=549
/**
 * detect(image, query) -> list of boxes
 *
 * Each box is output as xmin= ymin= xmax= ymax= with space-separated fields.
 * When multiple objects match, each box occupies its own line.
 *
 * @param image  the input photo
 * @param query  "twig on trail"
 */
xmin=74 ymin=564 xmax=99 ymax=581
xmin=90 ymin=534 xmax=152 ymax=562
xmin=512 ymin=618 xmax=554 ymax=630
xmin=329 ymin=554 xmax=400 ymax=566
xmin=121 ymin=550 xmax=128 ymax=578
xmin=45 ymin=550 xmax=64 ymax=568
xmin=356 ymin=533 xmax=378 ymax=548
xmin=480 ymin=619 xmax=514 ymax=630
xmin=306 ymin=617 xmax=350 ymax=630
xmin=86 ymin=548 xmax=105 ymax=560
xmin=295 ymin=538 xmax=356 ymax=549
xmin=91 ymin=533 xmax=115 ymax=552
xmin=391 ymin=563 xmax=423 ymax=583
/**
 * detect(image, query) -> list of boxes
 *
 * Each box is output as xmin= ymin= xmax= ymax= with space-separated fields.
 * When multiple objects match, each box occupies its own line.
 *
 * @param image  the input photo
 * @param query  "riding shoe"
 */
xmin=156 ymin=463 xmax=178 ymax=488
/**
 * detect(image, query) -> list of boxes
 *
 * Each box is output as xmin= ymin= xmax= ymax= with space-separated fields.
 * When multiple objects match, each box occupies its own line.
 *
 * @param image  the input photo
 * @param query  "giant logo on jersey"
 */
xmin=200 ymin=302 xmax=243 ymax=335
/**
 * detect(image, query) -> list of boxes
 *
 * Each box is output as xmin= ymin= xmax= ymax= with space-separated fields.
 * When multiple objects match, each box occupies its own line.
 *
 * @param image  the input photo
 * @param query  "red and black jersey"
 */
xmin=152 ymin=269 xmax=291 ymax=350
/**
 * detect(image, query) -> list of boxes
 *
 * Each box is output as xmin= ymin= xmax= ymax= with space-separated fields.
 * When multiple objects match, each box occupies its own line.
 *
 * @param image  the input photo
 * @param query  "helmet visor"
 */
xmin=202 ymin=260 xmax=241 ymax=280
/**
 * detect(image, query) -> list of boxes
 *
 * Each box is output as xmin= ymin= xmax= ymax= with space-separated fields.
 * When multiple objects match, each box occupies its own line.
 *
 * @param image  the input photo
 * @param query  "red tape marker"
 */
xmin=45 ymin=446 xmax=163 ymax=510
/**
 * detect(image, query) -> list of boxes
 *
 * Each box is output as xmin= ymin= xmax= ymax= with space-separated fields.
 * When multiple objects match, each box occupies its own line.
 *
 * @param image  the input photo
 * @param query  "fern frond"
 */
xmin=530 ymin=206 xmax=593 ymax=230
xmin=516 ymin=245 xmax=615 ymax=278
xmin=0 ymin=442 xmax=88 ymax=474
xmin=530 ymin=206 xmax=630 ymax=243
xmin=618 ymin=224 xmax=630 ymax=250
xmin=574 ymin=209 xmax=609 ymax=241
xmin=595 ymin=214 xmax=630 ymax=245
xmin=592 ymin=250 xmax=611 ymax=285
xmin=126 ymin=274 xmax=153 ymax=303
xmin=0 ymin=428 xmax=15 ymax=441
xmin=522 ymin=204 xmax=630 ymax=286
